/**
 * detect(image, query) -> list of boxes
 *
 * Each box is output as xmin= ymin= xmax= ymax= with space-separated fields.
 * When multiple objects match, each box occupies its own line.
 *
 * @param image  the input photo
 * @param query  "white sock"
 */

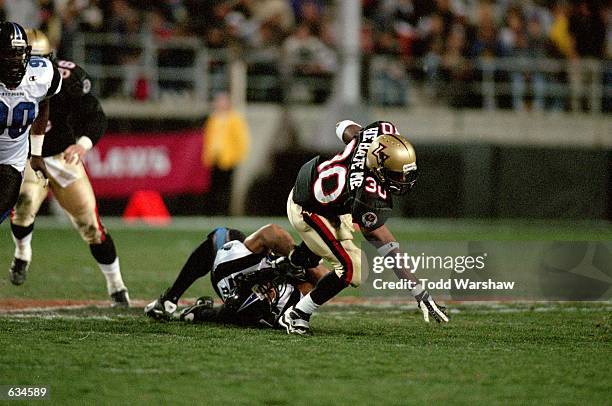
xmin=295 ymin=293 xmax=320 ymax=315
xmin=98 ymin=257 xmax=126 ymax=295
xmin=13 ymin=231 xmax=33 ymax=262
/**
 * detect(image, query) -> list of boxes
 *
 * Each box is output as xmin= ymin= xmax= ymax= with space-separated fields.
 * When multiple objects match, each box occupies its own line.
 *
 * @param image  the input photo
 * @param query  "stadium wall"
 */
xmin=101 ymin=104 xmax=611 ymax=220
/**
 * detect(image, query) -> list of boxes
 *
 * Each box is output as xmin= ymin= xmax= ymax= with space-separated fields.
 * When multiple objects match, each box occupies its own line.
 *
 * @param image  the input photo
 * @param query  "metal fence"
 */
xmin=73 ymin=32 xmax=611 ymax=114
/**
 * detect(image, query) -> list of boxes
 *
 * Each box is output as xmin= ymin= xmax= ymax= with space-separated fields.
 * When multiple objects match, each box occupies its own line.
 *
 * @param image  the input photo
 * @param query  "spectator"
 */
xmin=201 ymin=92 xmax=250 ymax=215
xmin=441 ymin=24 xmax=476 ymax=108
xmin=3 ymin=0 xmax=40 ymax=27
xmin=294 ymin=0 xmax=323 ymax=35
xmin=418 ymin=13 xmax=446 ymax=100
xmin=371 ymin=30 xmax=409 ymax=106
xmin=568 ymin=0 xmax=606 ymax=111
xmin=499 ymin=6 xmax=545 ymax=111
xmin=283 ymin=23 xmax=337 ymax=102
xmin=249 ymin=0 xmax=295 ymax=34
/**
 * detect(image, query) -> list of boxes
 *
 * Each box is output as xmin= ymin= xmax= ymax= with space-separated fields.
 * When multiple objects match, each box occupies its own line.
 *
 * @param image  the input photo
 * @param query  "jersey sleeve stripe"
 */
xmin=46 ymin=65 xmax=62 ymax=98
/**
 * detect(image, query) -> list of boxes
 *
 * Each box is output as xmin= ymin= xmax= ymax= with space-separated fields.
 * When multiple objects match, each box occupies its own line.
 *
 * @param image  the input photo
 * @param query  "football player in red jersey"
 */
xmin=280 ymin=120 xmax=449 ymax=334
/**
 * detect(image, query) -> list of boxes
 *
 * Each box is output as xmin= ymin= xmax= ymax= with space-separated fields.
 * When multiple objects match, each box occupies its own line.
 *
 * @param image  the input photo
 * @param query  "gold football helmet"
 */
xmin=366 ymin=132 xmax=418 ymax=195
xmin=24 ymin=29 xmax=52 ymax=58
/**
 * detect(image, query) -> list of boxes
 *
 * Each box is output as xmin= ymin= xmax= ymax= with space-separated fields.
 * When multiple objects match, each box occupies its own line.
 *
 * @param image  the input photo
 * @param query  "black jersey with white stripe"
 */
xmin=292 ymin=121 xmax=395 ymax=230
xmin=41 ymin=60 xmax=106 ymax=157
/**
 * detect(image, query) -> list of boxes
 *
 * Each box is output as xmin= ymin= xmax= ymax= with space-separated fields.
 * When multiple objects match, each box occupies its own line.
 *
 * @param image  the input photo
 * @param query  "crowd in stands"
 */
xmin=2 ymin=0 xmax=610 ymax=111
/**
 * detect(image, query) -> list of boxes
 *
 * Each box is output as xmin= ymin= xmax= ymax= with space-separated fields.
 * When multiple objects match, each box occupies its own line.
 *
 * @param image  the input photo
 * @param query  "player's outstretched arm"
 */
xmin=244 ymin=224 xmax=295 ymax=256
xmin=362 ymin=224 xmax=449 ymax=323
xmin=64 ymin=94 xmax=107 ymax=165
xmin=335 ymin=120 xmax=362 ymax=144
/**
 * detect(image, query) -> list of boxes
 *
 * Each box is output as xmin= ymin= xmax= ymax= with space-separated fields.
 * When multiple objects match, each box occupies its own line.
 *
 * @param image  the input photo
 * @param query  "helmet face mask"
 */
xmin=0 ymin=22 xmax=31 ymax=89
xmin=373 ymin=166 xmax=418 ymax=196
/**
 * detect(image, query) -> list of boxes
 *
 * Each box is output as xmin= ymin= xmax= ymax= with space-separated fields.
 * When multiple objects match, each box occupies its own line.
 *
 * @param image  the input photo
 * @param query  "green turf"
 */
xmin=0 ymin=304 xmax=610 ymax=405
xmin=1 ymin=218 xmax=611 ymax=301
xmin=1 ymin=219 xmax=611 ymax=404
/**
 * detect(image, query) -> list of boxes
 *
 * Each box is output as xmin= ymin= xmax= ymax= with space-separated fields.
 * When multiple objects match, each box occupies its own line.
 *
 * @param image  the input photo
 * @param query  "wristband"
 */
xmin=30 ymin=134 xmax=45 ymax=156
xmin=335 ymin=120 xmax=361 ymax=142
xmin=76 ymin=136 xmax=93 ymax=151
xmin=377 ymin=241 xmax=400 ymax=257
xmin=411 ymin=283 xmax=425 ymax=298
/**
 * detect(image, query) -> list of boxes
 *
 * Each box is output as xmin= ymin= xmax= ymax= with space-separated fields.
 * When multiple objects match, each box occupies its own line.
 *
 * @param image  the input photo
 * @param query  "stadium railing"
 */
xmin=72 ymin=32 xmax=611 ymax=115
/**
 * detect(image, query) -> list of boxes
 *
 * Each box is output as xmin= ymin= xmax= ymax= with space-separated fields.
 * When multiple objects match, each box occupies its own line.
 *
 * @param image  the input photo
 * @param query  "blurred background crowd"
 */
xmin=2 ymin=0 xmax=610 ymax=112
xmin=1 ymin=1 xmax=609 ymax=221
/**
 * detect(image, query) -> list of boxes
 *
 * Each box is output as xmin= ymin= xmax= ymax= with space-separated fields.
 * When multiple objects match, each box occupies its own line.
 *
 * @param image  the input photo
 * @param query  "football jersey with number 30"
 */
xmin=293 ymin=121 xmax=395 ymax=230
xmin=0 ymin=56 xmax=62 ymax=171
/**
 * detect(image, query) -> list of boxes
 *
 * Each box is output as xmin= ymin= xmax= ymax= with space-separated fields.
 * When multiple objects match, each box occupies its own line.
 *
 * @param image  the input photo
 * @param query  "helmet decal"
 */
xmin=372 ymin=143 xmax=389 ymax=167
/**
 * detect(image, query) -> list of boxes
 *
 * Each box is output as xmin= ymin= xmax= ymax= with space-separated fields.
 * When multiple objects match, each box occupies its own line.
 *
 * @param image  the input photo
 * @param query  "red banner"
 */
xmin=83 ymin=130 xmax=210 ymax=197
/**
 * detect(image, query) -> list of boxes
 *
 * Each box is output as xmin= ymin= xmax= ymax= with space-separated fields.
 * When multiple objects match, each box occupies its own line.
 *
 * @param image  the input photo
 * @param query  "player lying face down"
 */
xmin=145 ymin=224 xmax=326 ymax=328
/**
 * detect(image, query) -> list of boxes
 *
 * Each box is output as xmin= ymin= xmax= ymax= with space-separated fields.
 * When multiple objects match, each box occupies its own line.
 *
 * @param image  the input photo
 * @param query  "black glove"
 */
xmin=289 ymin=242 xmax=321 ymax=269
xmin=271 ymin=256 xmax=307 ymax=283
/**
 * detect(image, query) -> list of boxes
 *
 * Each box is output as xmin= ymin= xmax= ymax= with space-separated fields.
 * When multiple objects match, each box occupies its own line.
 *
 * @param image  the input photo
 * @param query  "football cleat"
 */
xmin=415 ymin=290 xmax=449 ymax=323
xmin=178 ymin=296 xmax=214 ymax=323
xmin=144 ymin=296 xmax=177 ymax=320
xmin=9 ymin=258 xmax=30 ymax=286
xmin=278 ymin=306 xmax=311 ymax=335
xmin=110 ymin=289 xmax=130 ymax=308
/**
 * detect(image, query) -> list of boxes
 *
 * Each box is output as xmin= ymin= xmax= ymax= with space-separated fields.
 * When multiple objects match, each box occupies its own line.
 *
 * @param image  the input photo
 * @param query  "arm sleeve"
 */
xmin=71 ymin=93 xmax=107 ymax=146
xmin=45 ymin=64 xmax=62 ymax=98
xmin=351 ymin=193 xmax=392 ymax=230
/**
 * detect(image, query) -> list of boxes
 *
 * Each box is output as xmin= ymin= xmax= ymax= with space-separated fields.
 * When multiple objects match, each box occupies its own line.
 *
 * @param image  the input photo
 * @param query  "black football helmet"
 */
xmin=0 ymin=22 xmax=31 ymax=89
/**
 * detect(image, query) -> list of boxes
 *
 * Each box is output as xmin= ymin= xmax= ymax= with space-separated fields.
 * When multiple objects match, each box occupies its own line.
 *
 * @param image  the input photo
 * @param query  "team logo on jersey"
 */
xmin=29 ymin=76 xmax=37 ymax=81
xmin=372 ymin=144 xmax=389 ymax=166
xmin=82 ymin=79 xmax=91 ymax=94
xmin=362 ymin=212 xmax=378 ymax=228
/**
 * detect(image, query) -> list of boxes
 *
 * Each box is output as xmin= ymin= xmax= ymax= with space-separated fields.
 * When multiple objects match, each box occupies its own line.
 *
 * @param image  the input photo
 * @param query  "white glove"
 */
xmin=415 ymin=290 xmax=449 ymax=323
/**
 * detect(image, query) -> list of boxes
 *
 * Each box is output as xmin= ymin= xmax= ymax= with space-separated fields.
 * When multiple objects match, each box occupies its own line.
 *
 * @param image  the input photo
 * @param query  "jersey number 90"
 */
xmin=0 ymin=101 xmax=36 ymax=139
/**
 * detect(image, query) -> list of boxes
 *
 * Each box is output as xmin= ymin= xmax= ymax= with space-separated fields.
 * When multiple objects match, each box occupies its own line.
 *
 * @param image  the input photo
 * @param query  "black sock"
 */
xmin=90 ymin=234 xmax=117 ymax=265
xmin=164 ymin=237 xmax=215 ymax=303
xmin=11 ymin=222 xmax=34 ymax=240
xmin=309 ymin=271 xmax=349 ymax=306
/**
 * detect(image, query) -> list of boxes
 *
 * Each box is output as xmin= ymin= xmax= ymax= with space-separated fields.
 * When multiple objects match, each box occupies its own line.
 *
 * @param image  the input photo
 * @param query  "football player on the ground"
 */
xmin=145 ymin=224 xmax=324 ymax=328
xmin=0 ymin=22 xmax=61 ymax=224
xmin=280 ymin=120 xmax=449 ymax=335
xmin=7 ymin=29 xmax=129 ymax=307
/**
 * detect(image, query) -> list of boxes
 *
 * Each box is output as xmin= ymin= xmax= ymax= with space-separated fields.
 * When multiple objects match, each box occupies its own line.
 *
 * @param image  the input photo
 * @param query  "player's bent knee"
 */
xmin=77 ymin=222 xmax=104 ymax=245
xmin=12 ymin=192 xmax=36 ymax=226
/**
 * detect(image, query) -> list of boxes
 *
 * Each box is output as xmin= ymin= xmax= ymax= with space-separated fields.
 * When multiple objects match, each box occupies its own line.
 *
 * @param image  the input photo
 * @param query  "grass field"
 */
xmin=1 ymin=218 xmax=611 ymax=404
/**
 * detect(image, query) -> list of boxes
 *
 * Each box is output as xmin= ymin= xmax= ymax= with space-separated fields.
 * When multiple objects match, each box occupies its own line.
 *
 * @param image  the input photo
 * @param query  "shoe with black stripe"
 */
xmin=144 ymin=296 xmax=177 ymax=320
xmin=278 ymin=306 xmax=311 ymax=335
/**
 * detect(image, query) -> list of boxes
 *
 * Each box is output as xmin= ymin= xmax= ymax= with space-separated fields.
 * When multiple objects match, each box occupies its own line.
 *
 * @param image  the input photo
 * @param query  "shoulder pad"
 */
xmin=25 ymin=57 xmax=62 ymax=98
xmin=56 ymin=60 xmax=92 ymax=96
